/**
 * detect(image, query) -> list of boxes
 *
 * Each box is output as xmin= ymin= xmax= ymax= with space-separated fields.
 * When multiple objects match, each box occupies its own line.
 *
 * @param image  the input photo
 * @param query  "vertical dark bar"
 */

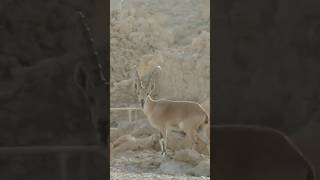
xmin=106 ymin=0 xmax=110 ymax=177
xmin=92 ymin=0 xmax=110 ymax=178
xmin=212 ymin=0 xmax=320 ymax=179
xmin=1 ymin=0 xmax=109 ymax=179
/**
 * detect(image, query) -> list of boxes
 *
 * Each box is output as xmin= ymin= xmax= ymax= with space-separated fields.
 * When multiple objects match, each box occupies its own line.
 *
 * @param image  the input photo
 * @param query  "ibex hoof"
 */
xmin=160 ymin=151 xmax=167 ymax=158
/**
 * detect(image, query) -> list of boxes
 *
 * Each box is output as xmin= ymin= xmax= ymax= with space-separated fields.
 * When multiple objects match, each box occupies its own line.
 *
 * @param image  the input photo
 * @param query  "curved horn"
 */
xmin=133 ymin=65 xmax=143 ymax=88
xmin=147 ymin=66 xmax=161 ymax=88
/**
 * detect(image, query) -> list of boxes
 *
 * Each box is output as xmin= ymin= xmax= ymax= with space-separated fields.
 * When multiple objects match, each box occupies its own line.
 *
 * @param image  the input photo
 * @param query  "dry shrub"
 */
xmin=110 ymin=1 xmax=210 ymax=107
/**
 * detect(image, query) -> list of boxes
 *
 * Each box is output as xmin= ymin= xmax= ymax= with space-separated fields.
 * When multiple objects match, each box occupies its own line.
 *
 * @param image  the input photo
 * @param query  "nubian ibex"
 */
xmin=133 ymin=65 xmax=209 ymax=156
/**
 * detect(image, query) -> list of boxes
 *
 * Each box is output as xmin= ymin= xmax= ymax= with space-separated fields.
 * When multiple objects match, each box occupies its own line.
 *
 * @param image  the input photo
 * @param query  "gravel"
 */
xmin=111 ymin=167 xmax=210 ymax=180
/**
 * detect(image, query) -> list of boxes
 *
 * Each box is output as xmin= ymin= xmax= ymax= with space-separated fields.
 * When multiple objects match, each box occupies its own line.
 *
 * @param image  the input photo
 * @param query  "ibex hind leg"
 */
xmin=186 ymin=130 xmax=197 ymax=150
xmin=192 ymin=128 xmax=209 ymax=153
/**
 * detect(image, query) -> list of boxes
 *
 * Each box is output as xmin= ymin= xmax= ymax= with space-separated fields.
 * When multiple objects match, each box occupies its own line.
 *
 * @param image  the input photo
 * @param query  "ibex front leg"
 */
xmin=159 ymin=128 xmax=167 ymax=157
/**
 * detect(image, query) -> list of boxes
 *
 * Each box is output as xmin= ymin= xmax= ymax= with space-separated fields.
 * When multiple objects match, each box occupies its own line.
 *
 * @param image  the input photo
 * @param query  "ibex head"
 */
xmin=133 ymin=65 xmax=161 ymax=108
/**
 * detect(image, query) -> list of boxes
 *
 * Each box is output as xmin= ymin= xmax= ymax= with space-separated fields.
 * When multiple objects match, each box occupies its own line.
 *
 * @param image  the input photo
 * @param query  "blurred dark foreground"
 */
xmin=0 ymin=0 xmax=108 ymax=179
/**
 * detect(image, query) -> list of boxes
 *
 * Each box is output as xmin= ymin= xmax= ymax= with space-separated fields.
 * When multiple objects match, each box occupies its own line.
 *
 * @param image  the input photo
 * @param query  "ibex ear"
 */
xmin=74 ymin=64 xmax=90 ymax=91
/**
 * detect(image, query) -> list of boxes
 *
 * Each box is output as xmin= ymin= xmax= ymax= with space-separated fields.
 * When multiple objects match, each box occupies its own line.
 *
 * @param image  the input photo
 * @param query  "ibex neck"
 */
xmin=143 ymin=95 xmax=156 ymax=113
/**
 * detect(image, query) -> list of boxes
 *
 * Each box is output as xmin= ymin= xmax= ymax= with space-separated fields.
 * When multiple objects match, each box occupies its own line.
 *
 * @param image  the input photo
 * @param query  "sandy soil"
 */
xmin=111 ymin=168 xmax=209 ymax=180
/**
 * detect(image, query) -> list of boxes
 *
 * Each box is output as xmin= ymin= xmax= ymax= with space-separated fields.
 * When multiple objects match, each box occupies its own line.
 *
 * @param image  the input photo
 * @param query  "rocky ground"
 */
xmin=111 ymin=150 xmax=210 ymax=180
xmin=110 ymin=117 xmax=210 ymax=179
xmin=111 ymin=167 xmax=209 ymax=180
